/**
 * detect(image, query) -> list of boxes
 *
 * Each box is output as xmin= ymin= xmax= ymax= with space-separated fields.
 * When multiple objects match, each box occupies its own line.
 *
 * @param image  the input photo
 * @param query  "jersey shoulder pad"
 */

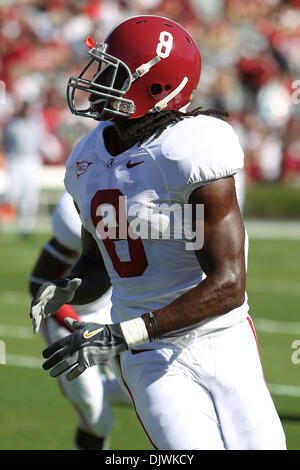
xmin=157 ymin=115 xmax=244 ymax=190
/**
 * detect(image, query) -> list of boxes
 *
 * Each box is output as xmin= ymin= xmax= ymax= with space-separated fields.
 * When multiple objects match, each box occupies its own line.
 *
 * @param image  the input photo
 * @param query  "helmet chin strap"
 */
xmin=150 ymin=77 xmax=189 ymax=113
xmin=131 ymin=56 xmax=161 ymax=81
xmin=179 ymin=102 xmax=190 ymax=113
xmin=130 ymin=55 xmax=189 ymax=114
xmin=117 ymin=55 xmax=162 ymax=104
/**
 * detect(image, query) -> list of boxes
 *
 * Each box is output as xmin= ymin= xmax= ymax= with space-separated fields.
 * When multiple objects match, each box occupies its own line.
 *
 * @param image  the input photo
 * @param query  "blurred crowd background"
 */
xmin=0 ymin=0 xmax=300 ymax=234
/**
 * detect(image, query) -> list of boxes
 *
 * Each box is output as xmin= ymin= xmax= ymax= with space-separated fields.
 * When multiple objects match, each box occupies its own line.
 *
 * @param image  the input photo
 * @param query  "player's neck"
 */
xmin=104 ymin=118 xmax=140 ymax=156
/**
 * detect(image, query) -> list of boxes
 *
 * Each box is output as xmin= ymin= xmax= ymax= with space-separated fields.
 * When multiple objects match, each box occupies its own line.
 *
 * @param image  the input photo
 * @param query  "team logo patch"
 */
xmin=75 ymin=160 xmax=93 ymax=178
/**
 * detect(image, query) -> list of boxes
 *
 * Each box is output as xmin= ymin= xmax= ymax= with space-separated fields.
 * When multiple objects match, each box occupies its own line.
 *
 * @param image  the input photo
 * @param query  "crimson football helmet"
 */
xmin=67 ymin=15 xmax=201 ymax=120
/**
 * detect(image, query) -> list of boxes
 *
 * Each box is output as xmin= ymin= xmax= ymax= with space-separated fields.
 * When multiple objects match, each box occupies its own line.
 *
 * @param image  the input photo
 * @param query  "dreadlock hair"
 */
xmin=125 ymin=107 xmax=229 ymax=147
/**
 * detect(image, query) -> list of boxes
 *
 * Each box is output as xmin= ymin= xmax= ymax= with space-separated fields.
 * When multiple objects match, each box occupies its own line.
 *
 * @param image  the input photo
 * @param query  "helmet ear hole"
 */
xmin=150 ymin=83 xmax=163 ymax=96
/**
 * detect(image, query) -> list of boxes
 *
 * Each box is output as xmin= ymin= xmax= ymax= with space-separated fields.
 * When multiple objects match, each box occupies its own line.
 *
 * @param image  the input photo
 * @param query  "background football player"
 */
xmin=29 ymin=191 xmax=130 ymax=450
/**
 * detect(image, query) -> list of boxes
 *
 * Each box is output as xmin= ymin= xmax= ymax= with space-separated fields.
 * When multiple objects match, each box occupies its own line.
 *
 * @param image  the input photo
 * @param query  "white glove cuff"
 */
xmin=120 ymin=317 xmax=149 ymax=347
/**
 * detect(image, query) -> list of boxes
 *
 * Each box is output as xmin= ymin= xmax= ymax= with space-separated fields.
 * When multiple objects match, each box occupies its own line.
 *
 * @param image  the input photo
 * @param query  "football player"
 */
xmin=30 ymin=16 xmax=286 ymax=450
xmin=29 ymin=191 xmax=130 ymax=450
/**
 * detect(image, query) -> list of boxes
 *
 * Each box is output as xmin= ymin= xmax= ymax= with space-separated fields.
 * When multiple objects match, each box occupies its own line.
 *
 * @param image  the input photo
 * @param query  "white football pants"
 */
xmin=112 ymin=316 xmax=287 ymax=450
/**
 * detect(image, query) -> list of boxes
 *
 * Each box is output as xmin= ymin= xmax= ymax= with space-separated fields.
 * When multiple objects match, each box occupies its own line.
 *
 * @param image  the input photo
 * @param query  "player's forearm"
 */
xmin=29 ymin=240 xmax=79 ymax=297
xmin=65 ymin=254 xmax=111 ymax=304
xmin=143 ymin=179 xmax=247 ymax=339
xmin=143 ymin=271 xmax=245 ymax=339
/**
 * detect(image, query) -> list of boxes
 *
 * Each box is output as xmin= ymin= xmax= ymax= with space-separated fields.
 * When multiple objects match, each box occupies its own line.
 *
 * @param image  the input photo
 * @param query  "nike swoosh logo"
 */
xmin=83 ymin=327 xmax=103 ymax=339
xmin=130 ymin=348 xmax=155 ymax=355
xmin=126 ymin=160 xmax=144 ymax=168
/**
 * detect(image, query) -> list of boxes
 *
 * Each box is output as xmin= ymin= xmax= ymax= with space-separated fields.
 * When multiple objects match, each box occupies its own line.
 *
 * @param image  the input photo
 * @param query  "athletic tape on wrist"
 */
xmin=120 ymin=317 xmax=149 ymax=347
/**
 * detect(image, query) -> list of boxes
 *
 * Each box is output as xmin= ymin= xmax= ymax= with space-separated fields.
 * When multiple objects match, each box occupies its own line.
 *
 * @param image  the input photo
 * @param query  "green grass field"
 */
xmin=0 ymin=232 xmax=299 ymax=450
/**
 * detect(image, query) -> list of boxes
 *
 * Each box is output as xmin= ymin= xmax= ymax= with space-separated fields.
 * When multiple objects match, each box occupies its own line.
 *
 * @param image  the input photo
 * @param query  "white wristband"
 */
xmin=120 ymin=317 xmax=149 ymax=347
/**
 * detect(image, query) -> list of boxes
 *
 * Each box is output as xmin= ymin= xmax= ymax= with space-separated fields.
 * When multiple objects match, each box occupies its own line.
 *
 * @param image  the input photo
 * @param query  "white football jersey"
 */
xmin=51 ymin=191 xmax=113 ymax=322
xmin=64 ymin=115 xmax=249 ymax=337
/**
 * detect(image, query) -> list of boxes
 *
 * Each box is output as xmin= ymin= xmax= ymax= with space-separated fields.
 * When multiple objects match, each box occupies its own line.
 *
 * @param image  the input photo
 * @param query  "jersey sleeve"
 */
xmin=158 ymin=115 xmax=244 ymax=202
xmin=64 ymin=132 xmax=90 ymax=202
xmin=64 ymin=122 xmax=105 ymax=206
xmin=51 ymin=192 xmax=82 ymax=252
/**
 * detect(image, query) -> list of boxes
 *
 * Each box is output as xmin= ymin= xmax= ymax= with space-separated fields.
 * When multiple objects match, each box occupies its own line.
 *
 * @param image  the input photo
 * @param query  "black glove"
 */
xmin=30 ymin=277 xmax=82 ymax=334
xmin=42 ymin=318 xmax=128 ymax=381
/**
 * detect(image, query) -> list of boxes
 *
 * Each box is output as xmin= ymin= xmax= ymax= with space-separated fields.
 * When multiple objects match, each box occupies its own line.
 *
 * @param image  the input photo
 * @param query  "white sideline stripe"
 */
xmin=1 ymin=316 xmax=300 ymax=341
xmin=0 ymin=324 xmax=33 ymax=339
xmin=245 ymin=220 xmax=300 ymax=239
xmin=267 ymin=383 xmax=300 ymax=398
xmin=254 ymin=318 xmax=300 ymax=335
xmin=5 ymin=354 xmax=42 ymax=368
xmin=248 ymin=280 xmax=300 ymax=297
xmin=2 ymin=291 xmax=30 ymax=304
xmin=3 ymin=354 xmax=300 ymax=398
